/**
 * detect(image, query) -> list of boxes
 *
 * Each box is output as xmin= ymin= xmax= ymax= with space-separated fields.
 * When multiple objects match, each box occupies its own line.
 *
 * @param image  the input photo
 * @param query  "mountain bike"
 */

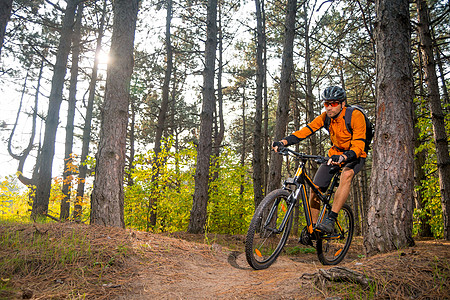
xmin=245 ymin=147 xmax=354 ymax=270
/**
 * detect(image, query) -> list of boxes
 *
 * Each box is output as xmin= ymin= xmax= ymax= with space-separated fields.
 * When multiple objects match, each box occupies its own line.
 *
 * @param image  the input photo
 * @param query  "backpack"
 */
xmin=323 ymin=105 xmax=374 ymax=153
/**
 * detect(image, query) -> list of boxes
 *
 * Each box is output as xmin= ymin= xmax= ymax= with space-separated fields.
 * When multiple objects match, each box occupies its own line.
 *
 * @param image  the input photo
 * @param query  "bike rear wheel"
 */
xmin=317 ymin=203 xmax=354 ymax=265
xmin=245 ymin=189 xmax=293 ymax=270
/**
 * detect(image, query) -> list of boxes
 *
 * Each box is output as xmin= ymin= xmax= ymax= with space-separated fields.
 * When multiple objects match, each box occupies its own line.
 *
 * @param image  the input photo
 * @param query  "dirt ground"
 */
xmin=116 ymin=230 xmax=450 ymax=300
xmin=2 ymin=223 xmax=449 ymax=299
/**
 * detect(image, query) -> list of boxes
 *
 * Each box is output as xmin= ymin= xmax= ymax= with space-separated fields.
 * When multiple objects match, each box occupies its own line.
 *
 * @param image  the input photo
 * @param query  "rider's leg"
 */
xmin=330 ymin=167 xmax=355 ymax=213
xmin=309 ymin=188 xmax=321 ymax=224
xmin=311 ymin=163 xmax=334 ymax=224
xmin=316 ymin=167 xmax=355 ymax=233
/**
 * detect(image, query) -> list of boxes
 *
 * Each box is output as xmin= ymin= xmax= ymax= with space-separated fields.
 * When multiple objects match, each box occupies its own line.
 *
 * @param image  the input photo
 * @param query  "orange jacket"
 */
xmin=288 ymin=107 xmax=367 ymax=159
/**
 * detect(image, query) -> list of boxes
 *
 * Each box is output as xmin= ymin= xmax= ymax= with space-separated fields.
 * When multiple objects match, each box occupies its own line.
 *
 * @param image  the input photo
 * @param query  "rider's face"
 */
xmin=324 ymin=101 xmax=343 ymax=118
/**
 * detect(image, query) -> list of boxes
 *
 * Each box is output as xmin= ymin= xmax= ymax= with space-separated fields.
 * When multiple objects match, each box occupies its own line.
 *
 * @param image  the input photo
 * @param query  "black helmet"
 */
xmin=322 ymin=86 xmax=346 ymax=102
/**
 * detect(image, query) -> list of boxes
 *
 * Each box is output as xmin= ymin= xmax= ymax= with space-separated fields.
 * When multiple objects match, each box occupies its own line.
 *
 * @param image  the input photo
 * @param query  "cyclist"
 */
xmin=272 ymin=86 xmax=367 ymax=234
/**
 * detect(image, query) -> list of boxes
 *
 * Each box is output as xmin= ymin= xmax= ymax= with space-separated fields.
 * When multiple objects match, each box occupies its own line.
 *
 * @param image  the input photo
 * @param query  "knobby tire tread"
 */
xmin=245 ymin=189 xmax=292 ymax=270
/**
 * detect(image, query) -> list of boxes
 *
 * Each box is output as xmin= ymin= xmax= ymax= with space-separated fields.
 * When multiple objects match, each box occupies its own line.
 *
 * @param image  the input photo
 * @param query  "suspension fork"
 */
xmin=263 ymin=190 xmax=297 ymax=234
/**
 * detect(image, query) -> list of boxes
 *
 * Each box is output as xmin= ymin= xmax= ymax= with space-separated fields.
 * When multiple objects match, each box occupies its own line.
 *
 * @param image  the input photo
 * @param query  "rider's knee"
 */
xmin=341 ymin=168 xmax=355 ymax=183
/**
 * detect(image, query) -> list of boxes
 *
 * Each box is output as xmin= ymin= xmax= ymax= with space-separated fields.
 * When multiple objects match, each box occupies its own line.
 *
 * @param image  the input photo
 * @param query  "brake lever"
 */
xmin=314 ymin=157 xmax=327 ymax=164
xmin=278 ymin=147 xmax=289 ymax=156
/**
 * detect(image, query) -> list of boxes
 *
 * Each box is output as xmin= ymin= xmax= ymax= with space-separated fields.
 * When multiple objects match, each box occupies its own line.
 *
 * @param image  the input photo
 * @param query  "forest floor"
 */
xmin=0 ymin=222 xmax=449 ymax=299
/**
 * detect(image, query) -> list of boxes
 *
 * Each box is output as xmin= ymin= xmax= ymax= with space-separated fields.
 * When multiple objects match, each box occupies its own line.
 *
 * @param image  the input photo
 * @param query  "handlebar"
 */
xmin=276 ymin=147 xmax=328 ymax=164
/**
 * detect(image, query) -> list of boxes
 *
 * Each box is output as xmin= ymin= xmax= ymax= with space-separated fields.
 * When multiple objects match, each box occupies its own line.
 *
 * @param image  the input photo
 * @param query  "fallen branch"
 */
xmin=302 ymin=266 xmax=374 ymax=288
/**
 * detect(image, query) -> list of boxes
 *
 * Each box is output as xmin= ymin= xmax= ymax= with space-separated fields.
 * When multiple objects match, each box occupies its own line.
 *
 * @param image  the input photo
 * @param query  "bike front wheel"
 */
xmin=316 ymin=203 xmax=354 ymax=265
xmin=245 ymin=189 xmax=293 ymax=270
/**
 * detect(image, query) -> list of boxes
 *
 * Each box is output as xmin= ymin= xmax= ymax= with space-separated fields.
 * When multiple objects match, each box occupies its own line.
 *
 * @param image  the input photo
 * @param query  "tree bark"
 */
xmin=364 ymin=0 xmax=415 ymax=255
xmin=61 ymin=2 xmax=84 ymax=220
xmin=262 ymin=0 xmax=269 ymax=197
xmin=90 ymin=0 xmax=139 ymax=228
xmin=0 ymin=0 xmax=12 ymax=56
xmin=32 ymin=0 xmax=77 ymax=220
xmin=149 ymin=0 xmax=174 ymax=227
xmin=253 ymin=0 xmax=264 ymax=207
xmin=266 ymin=0 xmax=297 ymax=193
xmin=8 ymin=62 xmax=41 ymax=187
xmin=211 ymin=1 xmax=224 ymax=184
xmin=74 ymin=0 xmax=107 ymax=221
xmin=303 ymin=1 xmax=317 ymax=159
xmin=413 ymin=99 xmax=432 ymax=237
xmin=416 ymin=0 xmax=450 ymax=240
xmin=188 ymin=0 xmax=218 ymax=233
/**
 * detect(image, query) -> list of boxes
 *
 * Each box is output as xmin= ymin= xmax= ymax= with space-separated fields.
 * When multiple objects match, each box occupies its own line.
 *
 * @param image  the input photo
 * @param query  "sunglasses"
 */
xmin=323 ymin=101 xmax=341 ymax=107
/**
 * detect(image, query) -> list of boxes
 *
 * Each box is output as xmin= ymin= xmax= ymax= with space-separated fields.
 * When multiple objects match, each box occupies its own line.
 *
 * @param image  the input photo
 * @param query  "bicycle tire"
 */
xmin=245 ymin=189 xmax=293 ymax=270
xmin=316 ymin=203 xmax=354 ymax=265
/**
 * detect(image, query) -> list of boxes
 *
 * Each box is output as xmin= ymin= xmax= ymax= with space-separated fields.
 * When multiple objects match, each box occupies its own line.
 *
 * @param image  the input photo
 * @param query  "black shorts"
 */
xmin=313 ymin=158 xmax=366 ymax=191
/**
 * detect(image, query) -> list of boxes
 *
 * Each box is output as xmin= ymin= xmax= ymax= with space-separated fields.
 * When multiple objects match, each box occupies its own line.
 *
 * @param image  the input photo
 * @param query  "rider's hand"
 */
xmin=327 ymin=154 xmax=347 ymax=166
xmin=272 ymin=141 xmax=285 ymax=152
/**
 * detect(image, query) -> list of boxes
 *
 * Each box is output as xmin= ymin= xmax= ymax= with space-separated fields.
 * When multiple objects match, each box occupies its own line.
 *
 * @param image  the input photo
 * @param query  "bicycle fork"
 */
xmin=263 ymin=189 xmax=299 ymax=234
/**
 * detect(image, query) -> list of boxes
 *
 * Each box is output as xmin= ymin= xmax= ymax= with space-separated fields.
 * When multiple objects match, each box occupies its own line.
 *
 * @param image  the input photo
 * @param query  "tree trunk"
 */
xmin=352 ymin=178 xmax=361 ymax=236
xmin=431 ymin=30 xmax=449 ymax=108
xmin=364 ymin=0 xmax=415 ymax=255
xmin=8 ymin=62 xmax=41 ymax=187
xmin=211 ymin=2 xmax=224 ymax=183
xmin=188 ymin=0 xmax=218 ymax=233
xmin=416 ymin=0 xmax=450 ymax=240
xmin=90 ymin=0 xmax=139 ymax=228
xmin=359 ymin=167 xmax=369 ymax=235
xmin=127 ymin=99 xmax=136 ymax=187
xmin=262 ymin=0 xmax=269 ymax=196
xmin=32 ymin=0 xmax=77 ymax=220
xmin=75 ymin=0 xmax=107 ymax=221
xmin=253 ymin=0 xmax=264 ymax=207
xmin=61 ymin=2 xmax=84 ymax=220
xmin=149 ymin=0 xmax=174 ymax=227
xmin=413 ymin=99 xmax=432 ymax=237
xmin=266 ymin=0 xmax=297 ymax=193
xmin=303 ymin=2 xmax=317 ymax=158
xmin=0 ymin=0 xmax=12 ymax=56
xmin=240 ymin=90 xmax=246 ymax=197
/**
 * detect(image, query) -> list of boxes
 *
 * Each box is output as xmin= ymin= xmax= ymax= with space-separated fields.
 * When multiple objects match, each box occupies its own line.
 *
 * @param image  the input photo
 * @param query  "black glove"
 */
xmin=272 ymin=141 xmax=284 ymax=149
xmin=343 ymin=150 xmax=356 ymax=162
xmin=330 ymin=155 xmax=345 ymax=164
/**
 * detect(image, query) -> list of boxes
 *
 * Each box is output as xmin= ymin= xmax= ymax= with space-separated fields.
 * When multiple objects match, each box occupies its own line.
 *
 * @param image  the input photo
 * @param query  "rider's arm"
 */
xmin=282 ymin=113 xmax=326 ymax=146
xmin=345 ymin=109 xmax=367 ymax=160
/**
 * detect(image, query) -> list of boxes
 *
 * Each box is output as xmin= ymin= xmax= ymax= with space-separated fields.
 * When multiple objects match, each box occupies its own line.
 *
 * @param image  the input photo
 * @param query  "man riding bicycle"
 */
xmin=272 ymin=86 xmax=367 ymax=234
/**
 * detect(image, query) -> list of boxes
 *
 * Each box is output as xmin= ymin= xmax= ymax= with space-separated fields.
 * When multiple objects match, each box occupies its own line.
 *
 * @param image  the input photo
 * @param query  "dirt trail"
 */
xmin=115 ymin=231 xmax=450 ymax=300
xmin=2 ymin=223 xmax=448 ymax=299
xmin=118 ymin=231 xmax=324 ymax=299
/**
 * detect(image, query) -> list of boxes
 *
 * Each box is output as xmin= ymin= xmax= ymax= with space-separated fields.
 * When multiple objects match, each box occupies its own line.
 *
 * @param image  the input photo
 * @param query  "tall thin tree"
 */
xmin=253 ymin=0 xmax=264 ymax=207
xmin=61 ymin=2 xmax=84 ymax=220
xmin=32 ymin=0 xmax=77 ymax=220
xmin=74 ymin=0 xmax=108 ymax=221
xmin=416 ymin=0 xmax=450 ymax=240
xmin=90 ymin=0 xmax=139 ymax=228
xmin=266 ymin=0 xmax=297 ymax=193
xmin=149 ymin=0 xmax=174 ymax=227
xmin=188 ymin=0 xmax=218 ymax=233
xmin=0 ymin=0 xmax=12 ymax=56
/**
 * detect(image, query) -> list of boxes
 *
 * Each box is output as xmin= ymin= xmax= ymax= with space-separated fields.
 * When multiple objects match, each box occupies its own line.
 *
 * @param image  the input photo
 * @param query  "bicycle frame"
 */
xmin=266 ymin=150 xmax=343 ymax=238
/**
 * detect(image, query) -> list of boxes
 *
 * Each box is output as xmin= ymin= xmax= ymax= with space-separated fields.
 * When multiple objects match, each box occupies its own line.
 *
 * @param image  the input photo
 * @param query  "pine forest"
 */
xmin=1 ymin=0 xmax=449 ymax=249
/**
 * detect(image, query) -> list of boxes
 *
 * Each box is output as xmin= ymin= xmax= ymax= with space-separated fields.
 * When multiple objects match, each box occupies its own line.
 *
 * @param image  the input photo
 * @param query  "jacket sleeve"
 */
xmin=345 ymin=109 xmax=366 ymax=159
xmin=284 ymin=112 xmax=326 ymax=146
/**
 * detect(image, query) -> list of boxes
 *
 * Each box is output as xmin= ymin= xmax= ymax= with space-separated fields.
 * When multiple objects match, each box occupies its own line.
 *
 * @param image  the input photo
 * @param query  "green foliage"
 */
xmin=207 ymin=148 xmax=254 ymax=234
xmin=125 ymin=139 xmax=196 ymax=231
xmin=0 ymin=173 xmax=88 ymax=222
xmin=125 ymin=139 xmax=254 ymax=234
xmin=0 ymin=175 xmax=30 ymax=222
xmin=413 ymin=100 xmax=450 ymax=238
